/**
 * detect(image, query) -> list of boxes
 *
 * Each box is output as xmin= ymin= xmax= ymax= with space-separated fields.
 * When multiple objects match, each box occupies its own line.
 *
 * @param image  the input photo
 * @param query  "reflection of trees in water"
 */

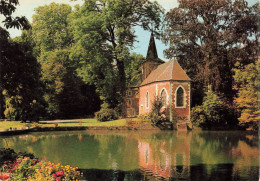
xmin=190 ymin=131 xmax=258 ymax=180
xmin=191 ymin=131 xmax=258 ymax=164
xmin=1 ymin=131 xmax=140 ymax=171
xmin=137 ymin=131 xmax=258 ymax=180
xmin=0 ymin=131 xmax=258 ymax=180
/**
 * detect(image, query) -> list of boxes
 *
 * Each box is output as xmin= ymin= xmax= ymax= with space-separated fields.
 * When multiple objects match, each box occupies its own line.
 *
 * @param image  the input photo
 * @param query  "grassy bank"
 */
xmin=0 ymin=120 xmax=29 ymax=130
xmin=0 ymin=118 xmax=140 ymax=130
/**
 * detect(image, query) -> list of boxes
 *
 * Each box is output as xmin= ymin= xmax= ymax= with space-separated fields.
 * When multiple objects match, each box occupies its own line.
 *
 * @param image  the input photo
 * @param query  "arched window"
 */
xmin=160 ymin=89 xmax=167 ymax=107
xmin=145 ymin=91 xmax=149 ymax=109
xmin=176 ymin=87 xmax=184 ymax=107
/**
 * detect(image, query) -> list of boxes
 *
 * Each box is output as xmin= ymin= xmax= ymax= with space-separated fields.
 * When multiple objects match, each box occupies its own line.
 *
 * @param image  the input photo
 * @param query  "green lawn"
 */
xmin=0 ymin=118 xmax=140 ymax=130
xmin=0 ymin=120 xmax=28 ymax=130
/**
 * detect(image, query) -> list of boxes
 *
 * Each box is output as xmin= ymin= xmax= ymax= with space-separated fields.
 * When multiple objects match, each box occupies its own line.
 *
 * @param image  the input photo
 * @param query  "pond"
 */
xmin=0 ymin=130 xmax=258 ymax=181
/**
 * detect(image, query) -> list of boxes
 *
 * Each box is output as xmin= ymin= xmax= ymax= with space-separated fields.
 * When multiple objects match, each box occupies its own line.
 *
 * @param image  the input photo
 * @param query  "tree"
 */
xmin=32 ymin=2 xmax=73 ymax=56
xmin=69 ymin=0 xmax=163 ymax=109
xmin=191 ymin=91 xmax=237 ymax=129
xmin=234 ymin=62 xmax=259 ymax=130
xmin=124 ymin=52 xmax=144 ymax=87
xmin=30 ymin=3 xmax=100 ymax=119
xmin=1 ymin=39 xmax=45 ymax=121
xmin=0 ymin=0 xmax=30 ymax=29
xmin=162 ymin=0 xmax=258 ymax=104
xmin=0 ymin=0 xmax=32 ymax=119
xmin=39 ymin=49 xmax=100 ymax=119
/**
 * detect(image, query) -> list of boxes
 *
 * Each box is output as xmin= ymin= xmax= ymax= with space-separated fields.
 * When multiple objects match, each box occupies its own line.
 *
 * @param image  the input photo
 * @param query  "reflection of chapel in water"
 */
xmin=138 ymin=132 xmax=191 ymax=180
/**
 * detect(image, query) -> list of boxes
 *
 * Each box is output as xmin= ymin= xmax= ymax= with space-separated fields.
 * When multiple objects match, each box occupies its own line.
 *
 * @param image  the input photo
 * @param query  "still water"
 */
xmin=0 ymin=130 xmax=259 ymax=181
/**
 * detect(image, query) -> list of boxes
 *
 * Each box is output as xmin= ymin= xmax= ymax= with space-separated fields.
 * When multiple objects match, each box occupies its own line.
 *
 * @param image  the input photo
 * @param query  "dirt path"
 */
xmin=39 ymin=119 xmax=81 ymax=124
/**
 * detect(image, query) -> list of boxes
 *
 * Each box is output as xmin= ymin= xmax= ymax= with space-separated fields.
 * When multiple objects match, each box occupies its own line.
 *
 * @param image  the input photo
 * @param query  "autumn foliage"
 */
xmin=234 ymin=62 xmax=259 ymax=130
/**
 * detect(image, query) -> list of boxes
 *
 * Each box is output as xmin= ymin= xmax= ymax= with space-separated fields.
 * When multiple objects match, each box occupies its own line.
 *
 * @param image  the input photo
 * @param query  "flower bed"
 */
xmin=0 ymin=148 xmax=84 ymax=181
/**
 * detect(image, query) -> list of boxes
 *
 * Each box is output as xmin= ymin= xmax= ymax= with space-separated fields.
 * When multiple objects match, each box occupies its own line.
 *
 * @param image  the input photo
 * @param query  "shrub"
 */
xmin=137 ymin=96 xmax=171 ymax=129
xmin=191 ymin=106 xmax=207 ymax=127
xmin=191 ymin=91 xmax=237 ymax=129
xmin=149 ymin=113 xmax=167 ymax=126
xmin=137 ymin=114 xmax=151 ymax=122
xmin=151 ymin=96 xmax=164 ymax=116
xmin=95 ymin=103 xmax=118 ymax=122
xmin=0 ymin=148 xmax=18 ymax=165
xmin=3 ymin=90 xmax=44 ymax=122
xmin=138 ymin=113 xmax=168 ymax=127
xmin=3 ymin=95 xmax=21 ymax=121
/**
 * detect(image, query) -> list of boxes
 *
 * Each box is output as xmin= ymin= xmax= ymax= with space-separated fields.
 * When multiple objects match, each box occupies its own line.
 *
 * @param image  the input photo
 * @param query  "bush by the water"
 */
xmin=138 ymin=96 xmax=172 ymax=129
xmin=138 ymin=113 xmax=166 ymax=126
xmin=191 ymin=91 xmax=237 ymax=129
xmin=138 ymin=96 xmax=171 ymax=129
xmin=95 ymin=103 xmax=119 ymax=122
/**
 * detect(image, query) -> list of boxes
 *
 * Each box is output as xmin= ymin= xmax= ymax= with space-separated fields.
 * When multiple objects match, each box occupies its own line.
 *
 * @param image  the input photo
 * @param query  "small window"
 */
xmin=145 ymin=91 xmax=149 ymax=109
xmin=128 ymin=99 xmax=132 ymax=106
xmin=160 ymin=89 xmax=167 ymax=107
xmin=128 ymin=90 xmax=132 ymax=97
xmin=176 ymin=87 xmax=184 ymax=107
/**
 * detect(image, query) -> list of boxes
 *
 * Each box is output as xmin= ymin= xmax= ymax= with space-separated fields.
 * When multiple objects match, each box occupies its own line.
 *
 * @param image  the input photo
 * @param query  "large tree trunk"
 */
xmin=0 ymin=90 xmax=4 ymax=119
xmin=0 ymin=63 xmax=4 ymax=119
xmin=116 ymin=60 xmax=126 ymax=97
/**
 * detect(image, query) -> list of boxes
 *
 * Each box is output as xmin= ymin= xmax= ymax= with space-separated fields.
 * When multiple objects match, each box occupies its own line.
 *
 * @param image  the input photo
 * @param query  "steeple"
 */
xmin=141 ymin=32 xmax=164 ymax=82
xmin=146 ymin=32 xmax=158 ymax=61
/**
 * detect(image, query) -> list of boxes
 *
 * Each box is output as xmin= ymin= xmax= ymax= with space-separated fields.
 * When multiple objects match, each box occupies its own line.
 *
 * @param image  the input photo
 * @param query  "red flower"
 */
xmin=33 ymin=158 xmax=38 ymax=163
xmin=52 ymin=173 xmax=57 ymax=178
xmin=1 ymin=174 xmax=10 ymax=180
xmin=56 ymin=171 xmax=64 ymax=176
xmin=56 ymin=176 xmax=61 ymax=181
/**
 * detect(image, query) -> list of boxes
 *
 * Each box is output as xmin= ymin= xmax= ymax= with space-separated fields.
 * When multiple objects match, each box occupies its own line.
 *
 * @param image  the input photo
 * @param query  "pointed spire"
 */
xmin=146 ymin=32 xmax=158 ymax=61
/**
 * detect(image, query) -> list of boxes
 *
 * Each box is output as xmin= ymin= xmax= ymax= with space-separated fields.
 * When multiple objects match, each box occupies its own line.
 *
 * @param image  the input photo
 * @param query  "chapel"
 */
xmin=123 ymin=33 xmax=191 ymax=122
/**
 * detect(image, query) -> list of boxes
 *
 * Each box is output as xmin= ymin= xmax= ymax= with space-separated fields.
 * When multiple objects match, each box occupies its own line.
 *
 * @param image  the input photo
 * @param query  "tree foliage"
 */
xmin=32 ymin=3 xmax=73 ymax=55
xmin=125 ymin=52 xmax=144 ymax=87
xmin=1 ymin=39 xmax=45 ymax=121
xmin=191 ymin=91 xmax=237 ymax=129
xmin=69 ymin=0 xmax=163 ymax=109
xmin=162 ymin=0 xmax=258 ymax=104
xmin=0 ymin=0 xmax=42 ymax=121
xmin=234 ymin=62 xmax=259 ymax=130
xmin=30 ymin=3 xmax=100 ymax=119
xmin=0 ymin=0 xmax=30 ymax=29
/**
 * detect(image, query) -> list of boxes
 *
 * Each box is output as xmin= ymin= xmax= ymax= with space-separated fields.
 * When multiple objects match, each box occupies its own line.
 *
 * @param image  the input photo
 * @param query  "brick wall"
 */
xmin=139 ymin=81 xmax=190 ymax=121
xmin=139 ymin=81 xmax=171 ymax=115
xmin=172 ymin=81 xmax=190 ymax=121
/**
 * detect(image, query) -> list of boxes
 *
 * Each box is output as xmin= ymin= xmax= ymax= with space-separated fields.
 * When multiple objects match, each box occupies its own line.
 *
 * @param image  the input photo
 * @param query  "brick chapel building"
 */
xmin=123 ymin=33 xmax=191 ymax=122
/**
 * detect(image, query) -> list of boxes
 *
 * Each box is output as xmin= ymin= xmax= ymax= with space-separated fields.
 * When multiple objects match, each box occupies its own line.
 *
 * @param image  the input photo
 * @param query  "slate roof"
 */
xmin=140 ymin=59 xmax=191 ymax=86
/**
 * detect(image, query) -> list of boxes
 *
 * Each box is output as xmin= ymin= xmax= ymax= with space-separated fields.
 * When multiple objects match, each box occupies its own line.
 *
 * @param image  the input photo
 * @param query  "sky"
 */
xmin=0 ymin=0 xmax=257 ymax=61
